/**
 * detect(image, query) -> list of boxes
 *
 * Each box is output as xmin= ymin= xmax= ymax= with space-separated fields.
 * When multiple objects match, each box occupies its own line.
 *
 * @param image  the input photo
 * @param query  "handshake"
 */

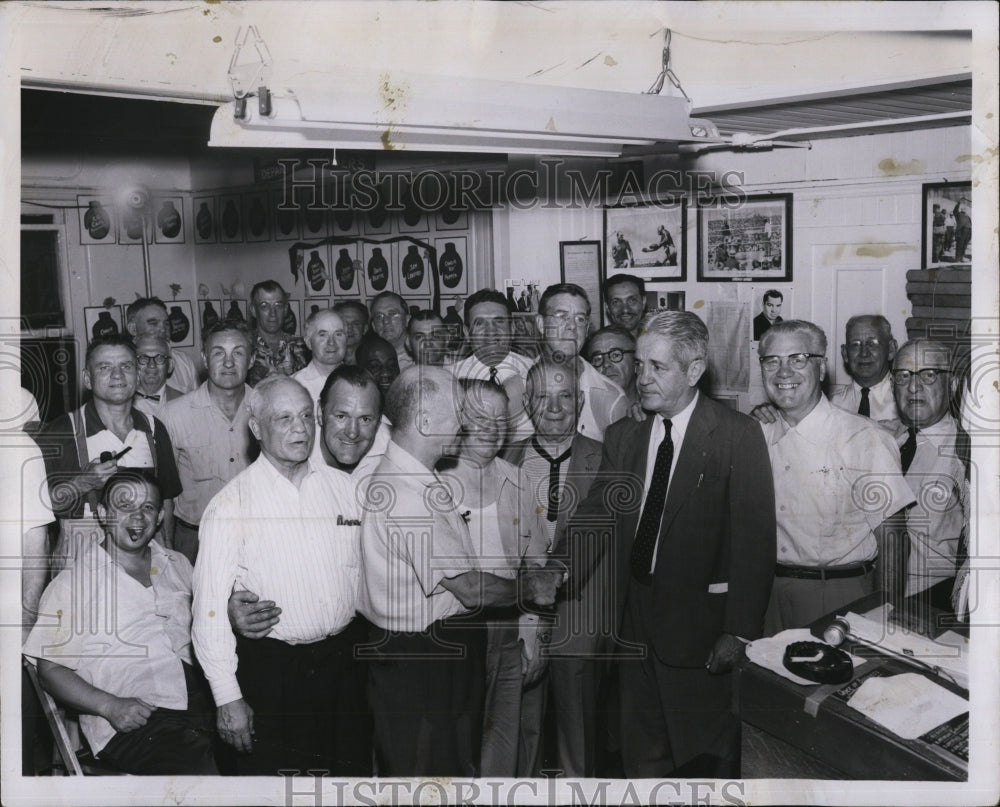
xmin=518 ymin=564 xmax=566 ymax=609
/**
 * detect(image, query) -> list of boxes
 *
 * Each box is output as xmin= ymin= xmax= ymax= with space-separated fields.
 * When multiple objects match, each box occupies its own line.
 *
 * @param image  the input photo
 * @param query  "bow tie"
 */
xmin=136 ymin=391 xmax=161 ymax=402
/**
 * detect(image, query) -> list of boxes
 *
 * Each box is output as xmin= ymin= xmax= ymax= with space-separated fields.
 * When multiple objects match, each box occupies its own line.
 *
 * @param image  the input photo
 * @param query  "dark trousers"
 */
xmin=619 ymin=579 xmax=740 ymax=779
xmin=367 ymin=617 xmax=487 ymax=777
xmin=234 ymin=618 xmax=373 ymax=776
xmin=99 ymin=663 xmax=218 ymax=775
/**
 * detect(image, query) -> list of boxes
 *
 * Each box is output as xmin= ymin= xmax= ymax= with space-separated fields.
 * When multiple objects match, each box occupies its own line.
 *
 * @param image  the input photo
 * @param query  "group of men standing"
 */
xmin=22 ymin=271 xmax=969 ymax=780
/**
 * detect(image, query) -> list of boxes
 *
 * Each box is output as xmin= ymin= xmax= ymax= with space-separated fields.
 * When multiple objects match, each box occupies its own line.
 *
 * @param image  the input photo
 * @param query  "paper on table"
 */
xmin=846 ymin=672 xmax=968 ymax=740
xmin=746 ymin=629 xmax=863 ymax=687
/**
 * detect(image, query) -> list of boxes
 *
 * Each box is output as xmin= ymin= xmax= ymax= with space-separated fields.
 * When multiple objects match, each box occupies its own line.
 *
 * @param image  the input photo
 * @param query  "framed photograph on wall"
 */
xmin=604 ymin=199 xmax=686 ymax=283
xmin=434 ymin=235 xmax=468 ymax=295
xmin=922 ymin=181 xmax=972 ymax=268
xmin=397 ymin=242 xmax=433 ymax=297
xmin=78 ymin=196 xmax=116 ymax=245
xmin=219 ymin=195 xmax=243 ymax=243
xmin=163 ymin=300 xmax=195 ymax=348
xmin=697 ymin=194 xmax=792 ymax=282
xmin=272 ymin=189 xmax=301 ymax=241
xmin=83 ymin=305 xmax=123 ymax=342
xmin=362 ymin=242 xmax=395 ymax=295
xmin=559 ymin=240 xmax=603 ymax=329
xmin=244 ymin=191 xmax=270 ymax=242
xmin=152 ymin=196 xmax=185 ymax=244
xmin=644 ymin=285 xmax=686 ymax=313
xmin=197 ymin=299 xmax=224 ymax=332
xmin=193 ymin=196 xmax=217 ymax=244
xmin=301 ymin=246 xmax=332 ymax=298
xmin=329 ymin=243 xmax=362 ymax=296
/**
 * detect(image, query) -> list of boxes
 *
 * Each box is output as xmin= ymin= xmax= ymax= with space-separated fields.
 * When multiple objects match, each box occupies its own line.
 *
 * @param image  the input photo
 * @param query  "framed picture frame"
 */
xmin=644 ymin=285 xmax=686 ymax=313
xmin=244 ymin=191 xmax=270 ymax=242
xmin=78 ymin=196 xmax=116 ymax=245
xmin=193 ymin=196 xmax=217 ymax=244
xmin=219 ymin=194 xmax=244 ymax=243
xmin=163 ymin=300 xmax=195 ymax=348
xmin=222 ymin=298 xmax=249 ymax=324
xmin=272 ymin=189 xmax=301 ymax=241
xmin=559 ymin=240 xmax=603 ymax=330
xmin=604 ymin=198 xmax=686 ymax=283
xmin=301 ymin=246 xmax=332 ymax=299
xmin=362 ymin=241 xmax=395 ymax=295
xmin=397 ymin=242 xmax=433 ymax=297
xmin=83 ymin=305 xmax=123 ymax=343
xmin=697 ymin=193 xmax=792 ymax=282
xmin=329 ymin=243 xmax=362 ymax=297
xmin=152 ymin=196 xmax=185 ymax=244
xmin=922 ymin=181 xmax=972 ymax=268
xmin=197 ymin=299 xmax=224 ymax=332
xmin=434 ymin=235 xmax=469 ymax=295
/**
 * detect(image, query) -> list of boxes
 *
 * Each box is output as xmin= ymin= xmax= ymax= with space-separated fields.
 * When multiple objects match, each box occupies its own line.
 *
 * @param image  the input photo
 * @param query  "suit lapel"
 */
xmin=659 ymin=396 xmax=716 ymax=535
xmin=556 ymin=435 xmax=602 ymax=533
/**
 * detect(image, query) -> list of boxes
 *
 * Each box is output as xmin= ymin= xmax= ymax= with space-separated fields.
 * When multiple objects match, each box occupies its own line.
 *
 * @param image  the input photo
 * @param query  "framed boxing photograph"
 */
xmin=604 ymin=198 xmax=687 ymax=283
xmin=697 ymin=193 xmax=792 ymax=282
xmin=922 ymin=181 xmax=972 ymax=268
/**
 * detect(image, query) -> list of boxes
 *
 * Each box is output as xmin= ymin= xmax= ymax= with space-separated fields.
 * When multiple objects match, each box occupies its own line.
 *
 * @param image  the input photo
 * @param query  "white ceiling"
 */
xmin=10 ymin=2 xmax=978 ymax=115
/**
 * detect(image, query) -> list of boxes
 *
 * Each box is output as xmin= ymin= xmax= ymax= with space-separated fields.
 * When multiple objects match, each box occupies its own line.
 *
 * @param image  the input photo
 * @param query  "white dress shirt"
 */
xmin=830 ymin=373 xmax=898 ymax=421
xmin=192 ymin=456 xmax=361 ymax=706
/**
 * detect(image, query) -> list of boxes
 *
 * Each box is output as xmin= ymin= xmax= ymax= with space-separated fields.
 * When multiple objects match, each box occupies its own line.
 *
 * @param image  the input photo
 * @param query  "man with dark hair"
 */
xmin=333 ymin=299 xmax=370 ymax=365
xmin=641 ymin=224 xmax=677 ymax=265
xmin=161 ymin=318 xmax=256 ymax=564
xmin=37 ymin=334 xmax=182 ymax=556
xmin=752 ymin=290 xmax=783 ymax=340
xmin=406 ymin=309 xmax=450 ymax=366
xmin=603 ymin=274 xmax=646 ymax=335
xmin=567 ymin=310 xmax=775 ymax=778
xmin=358 ymin=366 xmax=558 ymax=776
xmin=193 ymin=375 xmax=370 ymax=775
xmin=585 ymin=325 xmax=638 ymax=405
xmin=246 ymin=280 xmax=307 ymax=386
xmin=454 ymin=288 xmax=533 ymax=440
xmin=535 ymin=283 xmax=627 ymax=442
xmin=356 ymin=333 xmax=401 ymax=396
xmin=24 ymin=470 xmax=217 ymax=775
xmin=370 ymin=290 xmax=413 ymax=372
xmin=610 ymin=232 xmax=634 ymax=269
xmin=126 ymin=297 xmax=198 ymax=393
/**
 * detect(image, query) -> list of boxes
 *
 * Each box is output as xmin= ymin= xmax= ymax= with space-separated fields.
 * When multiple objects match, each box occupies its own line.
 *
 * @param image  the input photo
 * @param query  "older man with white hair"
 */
xmin=293 ymin=307 xmax=348 ymax=412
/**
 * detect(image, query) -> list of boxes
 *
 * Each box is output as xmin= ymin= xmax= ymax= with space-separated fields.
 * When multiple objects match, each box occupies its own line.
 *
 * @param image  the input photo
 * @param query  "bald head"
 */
xmin=385 ymin=366 xmax=462 ymax=465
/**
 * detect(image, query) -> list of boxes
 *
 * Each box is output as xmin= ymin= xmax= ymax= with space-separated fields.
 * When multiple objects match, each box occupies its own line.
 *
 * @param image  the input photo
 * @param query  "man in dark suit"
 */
xmin=752 ymin=289 xmax=783 ymax=340
xmin=568 ymin=311 xmax=776 ymax=778
xmin=503 ymin=359 xmax=605 ymax=777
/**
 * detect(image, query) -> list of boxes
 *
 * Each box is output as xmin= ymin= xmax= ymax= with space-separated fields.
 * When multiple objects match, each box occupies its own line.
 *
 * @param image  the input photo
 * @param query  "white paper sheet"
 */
xmin=845 ymin=672 xmax=969 ymax=740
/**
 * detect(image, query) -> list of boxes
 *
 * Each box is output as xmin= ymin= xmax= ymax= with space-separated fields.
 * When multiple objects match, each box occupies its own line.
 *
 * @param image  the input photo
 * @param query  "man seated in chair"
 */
xmin=23 ymin=470 xmax=218 ymax=775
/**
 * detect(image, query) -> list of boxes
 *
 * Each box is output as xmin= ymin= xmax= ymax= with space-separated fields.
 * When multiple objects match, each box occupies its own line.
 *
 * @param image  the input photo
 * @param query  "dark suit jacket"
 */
xmin=753 ymin=311 xmax=781 ymax=341
xmin=569 ymin=394 xmax=776 ymax=667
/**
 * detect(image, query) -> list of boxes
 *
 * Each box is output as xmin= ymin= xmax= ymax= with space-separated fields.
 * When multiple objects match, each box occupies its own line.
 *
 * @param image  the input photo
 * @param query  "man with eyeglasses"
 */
xmin=535 ymin=283 xmax=628 ymax=442
xmin=132 ymin=334 xmax=182 ymax=422
xmin=830 ymin=315 xmax=900 ymax=421
xmin=37 ymin=334 xmax=182 ymax=555
xmin=586 ymin=326 xmax=638 ymax=406
xmin=369 ymin=291 xmax=414 ymax=372
xmin=891 ymin=339 xmax=969 ymax=615
xmin=246 ymin=280 xmax=308 ymax=387
xmin=603 ymin=274 xmax=646 ymax=336
xmin=126 ymin=297 xmax=198 ymax=394
xmin=161 ymin=318 xmax=257 ymax=564
xmin=757 ymin=320 xmax=914 ymax=633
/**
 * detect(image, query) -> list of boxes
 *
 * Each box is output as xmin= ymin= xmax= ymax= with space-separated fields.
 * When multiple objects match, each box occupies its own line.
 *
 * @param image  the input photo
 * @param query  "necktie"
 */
xmin=136 ymin=391 xmax=161 ymax=402
xmin=630 ymin=418 xmax=673 ymax=580
xmin=858 ymin=387 xmax=871 ymax=417
xmin=900 ymin=426 xmax=918 ymax=473
xmin=488 ymin=366 xmax=502 ymax=386
xmin=532 ymin=437 xmax=573 ymax=522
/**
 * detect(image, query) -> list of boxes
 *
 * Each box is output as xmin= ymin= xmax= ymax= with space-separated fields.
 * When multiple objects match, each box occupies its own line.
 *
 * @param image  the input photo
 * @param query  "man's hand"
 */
xmin=228 ymin=589 xmax=281 ymax=639
xmin=217 ymin=698 xmax=254 ymax=754
xmin=520 ymin=617 xmax=552 ymax=688
xmin=628 ymin=401 xmax=648 ymax=423
xmin=521 ymin=568 xmax=561 ymax=607
xmin=84 ymin=456 xmax=118 ymax=491
xmin=749 ymin=403 xmax=779 ymax=424
xmin=102 ymin=695 xmax=156 ymax=733
xmin=705 ymin=633 xmax=746 ymax=674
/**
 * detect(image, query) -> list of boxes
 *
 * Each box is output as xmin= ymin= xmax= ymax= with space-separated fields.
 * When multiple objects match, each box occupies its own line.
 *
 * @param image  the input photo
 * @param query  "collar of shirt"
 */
xmin=254 ymin=451 xmax=321 ymax=491
xmin=188 ymin=381 xmax=252 ymax=411
xmin=578 ymin=356 xmax=626 ymax=396
xmin=81 ymin=537 xmax=178 ymax=573
xmin=852 ymin=373 xmax=894 ymax=405
xmin=648 ymin=389 xmax=699 ymax=450
xmin=82 ymin=400 xmax=151 ymax=437
xmin=769 ymin=394 xmax=838 ymax=446
xmin=383 ymin=439 xmax=439 ymax=484
xmin=137 ymin=383 xmax=167 ymax=399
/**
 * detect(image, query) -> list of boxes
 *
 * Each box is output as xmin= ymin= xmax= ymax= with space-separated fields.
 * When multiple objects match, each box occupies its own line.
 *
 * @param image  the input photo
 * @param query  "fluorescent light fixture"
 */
xmin=208 ymin=71 xmax=702 ymax=157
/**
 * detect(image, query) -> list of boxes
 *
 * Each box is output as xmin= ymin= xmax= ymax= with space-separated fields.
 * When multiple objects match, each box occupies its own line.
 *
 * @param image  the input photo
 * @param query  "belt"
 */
xmin=174 ymin=517 xmax=199 ymax=532
xmin=775 ymin=559 xmax=876 ymax=580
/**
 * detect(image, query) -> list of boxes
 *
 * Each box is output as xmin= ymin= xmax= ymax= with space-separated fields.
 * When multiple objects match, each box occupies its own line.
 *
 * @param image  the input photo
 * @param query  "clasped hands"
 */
xmin=519 ymin=564 xmax=564 ymax=608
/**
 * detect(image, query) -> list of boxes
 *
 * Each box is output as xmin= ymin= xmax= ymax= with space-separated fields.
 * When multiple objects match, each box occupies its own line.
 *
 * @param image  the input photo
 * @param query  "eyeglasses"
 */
xmin=589 ymin=348 xmax=635 ymax=368
xmin=892 ymin=368 xmax=948 ymax=386
xmin=546 ymin=310 xmax=590 ymax=327
xmin=759 ymin=353 xmax=824 ymax=372
xmin=136 ymin=354 xmax=169 ymax=367
xmin=846 ymin=338 xmax=883 ymax=352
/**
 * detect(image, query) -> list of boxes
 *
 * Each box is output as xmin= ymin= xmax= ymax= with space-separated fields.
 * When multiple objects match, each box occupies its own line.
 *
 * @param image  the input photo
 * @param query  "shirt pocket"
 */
xmin=185 ymin=444 xmax=221 ymax=482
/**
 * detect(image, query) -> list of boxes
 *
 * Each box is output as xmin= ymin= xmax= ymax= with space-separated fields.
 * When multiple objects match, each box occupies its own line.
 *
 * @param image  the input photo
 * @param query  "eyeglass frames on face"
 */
xmin=136 ymin=354 xmax=168 ymax=367
xmin=589 ymin=348 xmax=635 ymax=368
xmin=891 ymin=368 xmax=948 ymax=385
xmin=759 ymin=353 xmax=824 ymax=372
